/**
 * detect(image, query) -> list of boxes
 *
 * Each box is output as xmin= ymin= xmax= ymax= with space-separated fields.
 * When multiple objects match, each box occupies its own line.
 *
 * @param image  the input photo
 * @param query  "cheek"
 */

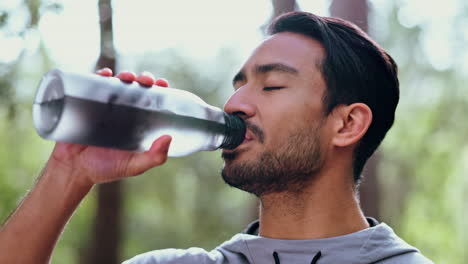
xmin=263 ymin=118 xmax=303 ymax=148
xmin=259 ymin=95 xmax=323 ymax=146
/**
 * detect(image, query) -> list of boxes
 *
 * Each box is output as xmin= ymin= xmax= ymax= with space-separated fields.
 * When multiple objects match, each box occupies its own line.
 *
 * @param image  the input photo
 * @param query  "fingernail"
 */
xmin=155 ymin=78 xmax=169 ymax=87
xmin=163 ymin=136 xmax=172 ymax=152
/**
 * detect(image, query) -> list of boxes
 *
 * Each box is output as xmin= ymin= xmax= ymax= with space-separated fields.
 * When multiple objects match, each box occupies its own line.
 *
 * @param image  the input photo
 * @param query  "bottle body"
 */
xmin=33 ymin=69 xmax=245 ymax=157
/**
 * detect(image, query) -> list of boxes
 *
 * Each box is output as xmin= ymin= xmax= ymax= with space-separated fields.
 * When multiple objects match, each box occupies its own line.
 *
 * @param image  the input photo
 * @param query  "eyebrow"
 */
xmin=232 ymin=63 xmax=299 ymax=87
xmin=255 ymin=63 xmax=299 ymax=75
xmin=232 ymin=71 xmax=246 ymax=86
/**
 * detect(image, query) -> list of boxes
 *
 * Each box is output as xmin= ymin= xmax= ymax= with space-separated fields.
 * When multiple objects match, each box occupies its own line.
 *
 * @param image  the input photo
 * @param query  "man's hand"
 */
xmin=49 ymin=68 xmax=172 ymax=187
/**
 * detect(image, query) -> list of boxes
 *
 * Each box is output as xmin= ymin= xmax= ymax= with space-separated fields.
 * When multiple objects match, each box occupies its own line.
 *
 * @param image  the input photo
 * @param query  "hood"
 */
xmin=215 ymin=218 xmax=420 ymax=264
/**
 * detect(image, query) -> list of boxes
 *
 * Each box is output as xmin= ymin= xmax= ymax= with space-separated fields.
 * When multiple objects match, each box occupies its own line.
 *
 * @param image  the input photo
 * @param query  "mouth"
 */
xmin=223 ymin=130 xmax=254 ymax=155
xmin=243 ymin=130 xmax=253 ymax=143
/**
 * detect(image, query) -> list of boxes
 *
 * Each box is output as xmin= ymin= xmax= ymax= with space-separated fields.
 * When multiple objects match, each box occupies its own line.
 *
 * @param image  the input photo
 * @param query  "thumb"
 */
xmin=126 ymin=135 xmax=172 ymax=176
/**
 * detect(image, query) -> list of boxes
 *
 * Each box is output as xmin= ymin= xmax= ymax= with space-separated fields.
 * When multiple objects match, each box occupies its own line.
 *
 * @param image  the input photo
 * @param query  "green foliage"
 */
xmin=372 ymin=2 xmax=468 ymax=263
xmin=0 ymin=11 xmax=8 ymax=28
xmin=1 ymin=1 xmax=467 ymax=264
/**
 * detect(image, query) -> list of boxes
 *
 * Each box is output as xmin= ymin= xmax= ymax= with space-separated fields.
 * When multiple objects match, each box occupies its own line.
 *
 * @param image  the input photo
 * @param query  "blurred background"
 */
xmin=0 ymin=0 xmax=466 ymax=263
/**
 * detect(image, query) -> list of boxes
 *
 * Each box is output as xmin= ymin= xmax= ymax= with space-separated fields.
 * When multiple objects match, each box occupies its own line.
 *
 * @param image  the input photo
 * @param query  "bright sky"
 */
xmin=0 ymin=0 xmax=466 ymax=73
xmin=35 ymin=0 xmax=329 ymax=72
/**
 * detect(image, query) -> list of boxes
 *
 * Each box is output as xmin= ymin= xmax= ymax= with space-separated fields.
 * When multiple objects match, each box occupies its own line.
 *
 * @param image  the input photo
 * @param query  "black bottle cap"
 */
xmin=220 ymin=114 xmax=246 ymax=149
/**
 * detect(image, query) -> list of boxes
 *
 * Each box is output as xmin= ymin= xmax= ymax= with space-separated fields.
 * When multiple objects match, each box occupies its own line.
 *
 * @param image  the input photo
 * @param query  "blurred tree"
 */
xmin=262 ymin=0 xmax=297 ymax=33
xmin=270 ymin=0 xmax=298 ymax=19
xmin=371 ymin=2 xmax=468 ymax=263
xmin=0 ymin=0 xmax=57 ymax=220
xmin=0 ymin=0 xmax=58 ymax=119
xmin=330 ymin=0 xmax=368 ymax=32
xmin=86 ymin=0 xmax=121 ymax=263
xmin=0 ymin=1 xmax=466 ymax=263
xmin=329 ymin=0 xmax=381 ymax=219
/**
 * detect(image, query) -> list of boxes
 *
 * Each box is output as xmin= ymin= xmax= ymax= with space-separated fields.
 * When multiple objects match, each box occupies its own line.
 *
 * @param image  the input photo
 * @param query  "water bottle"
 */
xmin=32 ymin=69 xmax=246 ymax=157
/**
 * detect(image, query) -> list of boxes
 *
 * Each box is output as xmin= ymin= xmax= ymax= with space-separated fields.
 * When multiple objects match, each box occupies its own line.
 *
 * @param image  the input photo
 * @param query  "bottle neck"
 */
xmin=220 ymin=114 xmax=246 ymax=150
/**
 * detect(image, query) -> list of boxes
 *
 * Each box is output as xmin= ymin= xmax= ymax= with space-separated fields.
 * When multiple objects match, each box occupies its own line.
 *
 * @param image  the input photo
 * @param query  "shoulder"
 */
xmin=122 ymin=247 xmax=224 ymax=264
xmin=363 ymin=220 xmax=433 ymax=264
xmin=375 ymin=251 xmax=434 ymax=264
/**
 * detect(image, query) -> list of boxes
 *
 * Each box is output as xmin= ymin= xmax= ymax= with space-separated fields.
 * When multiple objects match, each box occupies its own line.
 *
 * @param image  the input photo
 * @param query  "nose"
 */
xmin=223 ymin=87 xmax=255 ymax=119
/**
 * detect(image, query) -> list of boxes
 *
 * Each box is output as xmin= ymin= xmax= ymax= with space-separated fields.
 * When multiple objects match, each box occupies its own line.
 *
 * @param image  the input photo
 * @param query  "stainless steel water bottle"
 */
xmin=33 ymin=69 xmax=245 ymax=157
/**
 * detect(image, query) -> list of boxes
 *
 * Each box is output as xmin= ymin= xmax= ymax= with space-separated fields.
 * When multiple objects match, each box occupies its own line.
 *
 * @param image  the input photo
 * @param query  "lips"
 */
xmin=223 ymin=120 xmax=263 ymax=156
xmin=244 ymin=131 xmax=253 ymax=141
xmin=223 ymin=130 xmax=253 ymax=154
xmin=242 ymin=128 xmax=257 ymax=143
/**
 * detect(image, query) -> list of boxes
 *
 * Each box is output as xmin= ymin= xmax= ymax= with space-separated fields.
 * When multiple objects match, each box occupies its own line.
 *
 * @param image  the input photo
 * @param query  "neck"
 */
xmin=257 ymin=170 xmax=369 ymax=240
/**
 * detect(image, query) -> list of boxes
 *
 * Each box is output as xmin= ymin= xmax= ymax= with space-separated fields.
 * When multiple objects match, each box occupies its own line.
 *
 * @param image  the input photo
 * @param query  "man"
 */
xmin=0 ymin=12 xmax=432 ymax=263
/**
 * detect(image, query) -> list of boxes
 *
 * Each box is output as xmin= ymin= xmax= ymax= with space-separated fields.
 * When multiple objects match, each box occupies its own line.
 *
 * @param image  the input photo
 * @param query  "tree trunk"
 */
xmin=358 ymin=151 xmax=381 ymax=218
xmin=87 ymin=0 xmax=122 ymax=263
xmin=261 ymin=0 xmax=297 ymax=33
xmin=271 ymin=0 xmax=297 ymax=18
xmin=329 ymin=0 xmax=380 ymax=219
xmin=330 ymin=0 xmax=368 ymax=32
xmin=88 ymin=182 xmax=122 ymax=264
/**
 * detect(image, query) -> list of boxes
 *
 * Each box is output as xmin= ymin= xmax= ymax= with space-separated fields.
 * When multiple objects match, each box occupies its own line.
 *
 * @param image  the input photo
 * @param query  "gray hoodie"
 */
xmin=123 ymin=218 xmax=433 ymax=264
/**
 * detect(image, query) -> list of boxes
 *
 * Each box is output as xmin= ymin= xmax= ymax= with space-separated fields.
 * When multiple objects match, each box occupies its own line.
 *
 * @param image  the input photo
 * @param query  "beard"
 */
xmin=221 ymin=121 xmax=324 ymax=197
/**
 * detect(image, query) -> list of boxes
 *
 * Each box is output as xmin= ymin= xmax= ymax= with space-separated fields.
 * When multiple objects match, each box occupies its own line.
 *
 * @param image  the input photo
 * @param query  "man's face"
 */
xmin=221 ymin=32 xmax=332 ymax=196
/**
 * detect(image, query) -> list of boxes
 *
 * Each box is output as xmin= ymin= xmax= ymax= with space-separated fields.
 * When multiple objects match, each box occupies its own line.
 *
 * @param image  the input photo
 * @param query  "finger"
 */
xmin=148 ymin=135 xmax=172 ymax=155
xmin=155 ymin=78 xmax=169 ymax=87
xmin=96 ymin=67 xmax=113 ymax=77
xmin=136 ymin=71 xmax=156 ymax=87
xmin=116 ymin=71 xmax=137 ymax=82
xmin=126 ymin=135 xmax=172 ymax=176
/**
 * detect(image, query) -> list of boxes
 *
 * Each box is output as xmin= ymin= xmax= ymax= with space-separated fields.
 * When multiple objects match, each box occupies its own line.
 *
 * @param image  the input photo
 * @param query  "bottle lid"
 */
xmin=220 ymin=114 xmax=246 ymax=149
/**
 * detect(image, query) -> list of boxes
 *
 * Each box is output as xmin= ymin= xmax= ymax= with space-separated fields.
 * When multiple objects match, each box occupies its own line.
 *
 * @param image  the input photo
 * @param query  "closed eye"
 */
xmin=263 ymin=86 xmax=284 ymax=91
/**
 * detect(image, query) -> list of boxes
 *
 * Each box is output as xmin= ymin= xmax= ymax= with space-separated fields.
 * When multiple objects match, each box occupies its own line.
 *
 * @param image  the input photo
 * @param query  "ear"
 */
xmin=331 ymin=103 xmax=372 ymax=147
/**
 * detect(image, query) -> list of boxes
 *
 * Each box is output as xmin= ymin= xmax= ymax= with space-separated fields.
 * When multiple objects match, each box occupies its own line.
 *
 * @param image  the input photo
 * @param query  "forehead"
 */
xmin=242 ymin=32 xmax=325 ymax=74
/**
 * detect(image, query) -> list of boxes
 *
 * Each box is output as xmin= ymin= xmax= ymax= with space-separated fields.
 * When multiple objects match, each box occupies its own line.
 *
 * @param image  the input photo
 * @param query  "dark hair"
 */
xmin=268 ymin=12 xmax=399 ymax=183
